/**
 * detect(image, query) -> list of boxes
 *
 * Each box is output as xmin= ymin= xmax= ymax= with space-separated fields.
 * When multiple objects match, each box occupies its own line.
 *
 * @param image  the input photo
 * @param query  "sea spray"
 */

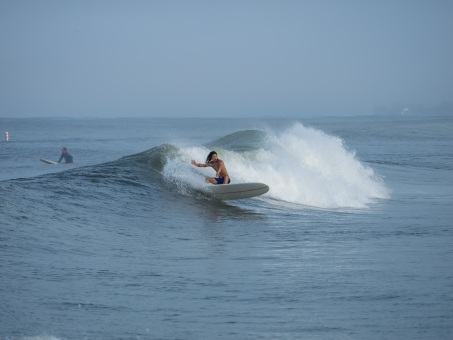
xmin=253 ymin=123 xmax=390 ymax=208
xmin=162 ymin=123 xmax=390 ymax=208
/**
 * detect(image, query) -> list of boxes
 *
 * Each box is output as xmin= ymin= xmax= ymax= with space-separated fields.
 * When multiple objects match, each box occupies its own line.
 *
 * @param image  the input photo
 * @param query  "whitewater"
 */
xmin=162 ymin=123 xmax=389 ymax=208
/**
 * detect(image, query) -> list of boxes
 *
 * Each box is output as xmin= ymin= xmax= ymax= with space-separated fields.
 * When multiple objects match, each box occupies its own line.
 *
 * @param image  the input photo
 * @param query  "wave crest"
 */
xmin=161 ymin=123 xmax=390 ymax=208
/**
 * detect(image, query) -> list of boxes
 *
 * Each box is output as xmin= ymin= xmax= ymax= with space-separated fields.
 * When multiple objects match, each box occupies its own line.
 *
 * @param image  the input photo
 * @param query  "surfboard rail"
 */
xmin=203 ymin=182 xmax=269 ymax=200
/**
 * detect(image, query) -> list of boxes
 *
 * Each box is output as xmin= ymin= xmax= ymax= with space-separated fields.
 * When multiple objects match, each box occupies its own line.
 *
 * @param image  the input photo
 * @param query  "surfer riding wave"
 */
xmin=191 ymin=151 xmax=231 ymax=185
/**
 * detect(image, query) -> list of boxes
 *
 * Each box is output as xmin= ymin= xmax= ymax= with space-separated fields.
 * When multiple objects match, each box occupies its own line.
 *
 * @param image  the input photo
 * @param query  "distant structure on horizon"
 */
xmin=372 ymin=103 xmax=453 ymax=116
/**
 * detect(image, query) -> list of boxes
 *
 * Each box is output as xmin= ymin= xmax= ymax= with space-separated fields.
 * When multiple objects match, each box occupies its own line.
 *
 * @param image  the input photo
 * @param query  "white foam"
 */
xmin=163 ymin=123 xmax=390 ymax=208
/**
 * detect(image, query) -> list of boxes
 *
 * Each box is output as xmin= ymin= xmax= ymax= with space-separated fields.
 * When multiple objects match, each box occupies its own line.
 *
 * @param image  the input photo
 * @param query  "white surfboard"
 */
xmin=40 ymin=159 xmax=59 ymax=164
xmin=203 ymin=182 xmax=269 ymax=200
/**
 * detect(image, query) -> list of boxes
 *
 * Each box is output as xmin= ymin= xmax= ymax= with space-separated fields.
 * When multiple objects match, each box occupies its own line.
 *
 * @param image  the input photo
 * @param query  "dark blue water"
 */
xmin=1 ymin=115 xmax=452 ymax=339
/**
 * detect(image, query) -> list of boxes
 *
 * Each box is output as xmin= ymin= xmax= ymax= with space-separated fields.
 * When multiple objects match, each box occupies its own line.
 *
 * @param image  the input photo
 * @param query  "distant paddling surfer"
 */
xmin=58 ymin=147 xmax=74 ymax=164
xmin=191 ymin=151 xmax=231 ymax=185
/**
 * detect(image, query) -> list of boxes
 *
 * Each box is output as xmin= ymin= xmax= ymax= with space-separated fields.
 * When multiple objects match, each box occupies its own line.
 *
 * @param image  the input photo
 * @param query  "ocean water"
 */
xmin=0 ymin=115 xmax=452 ymax=340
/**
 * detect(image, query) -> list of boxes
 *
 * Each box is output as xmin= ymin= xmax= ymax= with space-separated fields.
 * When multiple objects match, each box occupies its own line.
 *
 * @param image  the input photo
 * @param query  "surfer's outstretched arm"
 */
xmin=191 ymin=160 xmax=208 ymax=168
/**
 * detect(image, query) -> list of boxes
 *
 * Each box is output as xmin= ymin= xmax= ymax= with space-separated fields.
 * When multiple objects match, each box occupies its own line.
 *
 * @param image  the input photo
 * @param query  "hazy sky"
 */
xmin=1 ymin=1 xmax=452 ymax=118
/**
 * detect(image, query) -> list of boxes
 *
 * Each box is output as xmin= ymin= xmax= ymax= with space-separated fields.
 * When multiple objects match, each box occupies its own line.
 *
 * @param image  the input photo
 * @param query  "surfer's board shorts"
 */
xmin=215 ymin=177 xmax=231 ymax=184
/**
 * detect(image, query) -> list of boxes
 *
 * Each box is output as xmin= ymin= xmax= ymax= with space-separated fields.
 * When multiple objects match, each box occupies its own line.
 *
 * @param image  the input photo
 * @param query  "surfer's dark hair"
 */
xmin=206 ymin=151 xmax=217 ymax=163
